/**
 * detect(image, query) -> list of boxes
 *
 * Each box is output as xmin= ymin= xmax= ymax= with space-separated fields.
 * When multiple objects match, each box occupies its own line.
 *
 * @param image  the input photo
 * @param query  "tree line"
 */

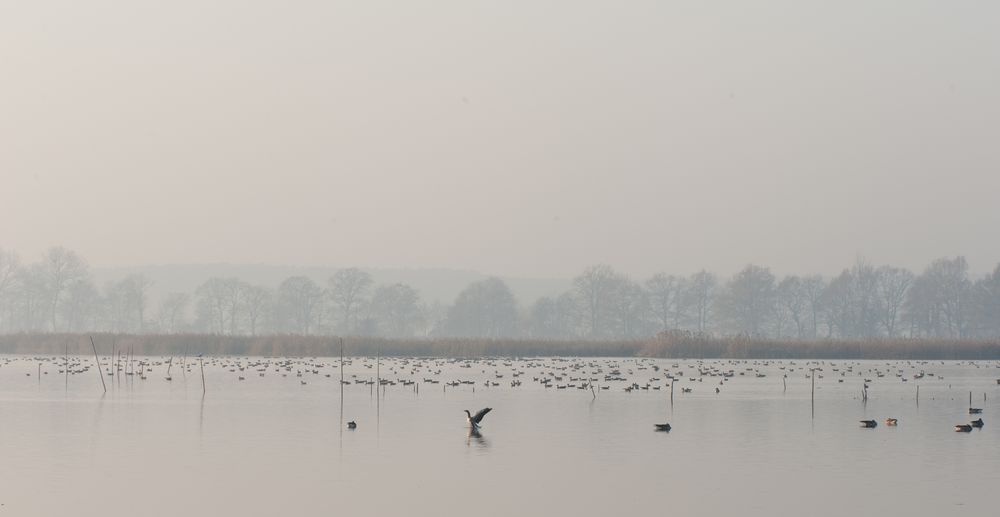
xmin=0 ymin=246 xmax=998 ymax=340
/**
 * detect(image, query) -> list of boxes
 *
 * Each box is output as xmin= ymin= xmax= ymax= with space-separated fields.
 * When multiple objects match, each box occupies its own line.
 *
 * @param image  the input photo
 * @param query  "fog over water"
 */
xmin=5 ymin=4 xmax=1000 ymax=517
xmin=3 ymin=1 xmax=999 ymax=278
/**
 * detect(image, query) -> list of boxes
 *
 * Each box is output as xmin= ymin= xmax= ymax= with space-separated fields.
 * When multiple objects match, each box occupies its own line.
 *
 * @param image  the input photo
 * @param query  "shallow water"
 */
xmin=1 ymin=355 xmax=998 ymax=516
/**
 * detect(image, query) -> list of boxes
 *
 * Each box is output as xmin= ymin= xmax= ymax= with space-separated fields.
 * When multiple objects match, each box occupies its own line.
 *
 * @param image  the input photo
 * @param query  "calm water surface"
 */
xmin=1 ymin=355 xmax=998 ymax=516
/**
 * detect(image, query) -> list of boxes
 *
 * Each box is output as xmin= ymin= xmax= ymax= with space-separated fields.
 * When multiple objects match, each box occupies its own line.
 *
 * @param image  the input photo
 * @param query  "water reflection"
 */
xmin=466 ymin=428 xmax=489 ymax=449
xmin=199 ymin=392 xmax=205 ymax=438
xmin=3 ymin=355 xmax=998 ymax=515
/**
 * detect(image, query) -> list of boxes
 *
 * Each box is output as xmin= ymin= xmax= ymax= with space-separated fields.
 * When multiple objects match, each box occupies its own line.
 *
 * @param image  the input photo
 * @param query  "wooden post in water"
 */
xmin=811 ymin=368 xmax=816 ymax=417
xmin=200 ymin=356 xmax=206 ymax=394
xmin=90 ymin=336 xmax=106 ymax=392
xmin=340 ymin=338 xmax=344 ymax=415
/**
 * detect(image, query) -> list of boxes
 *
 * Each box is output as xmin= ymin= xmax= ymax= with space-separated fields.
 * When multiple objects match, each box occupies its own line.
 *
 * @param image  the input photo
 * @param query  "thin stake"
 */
xmin=200 ymin=356 xmax=206 ymax=394
xmin=90 ymin=336 xmax=106 ymax=392
xmin=376 ymin=343 xmax=381 ymax=433
xmin=811 ymin=368 xmax=816 ymax=418
xmin=340 ymin=338 xmax=344 ymax=430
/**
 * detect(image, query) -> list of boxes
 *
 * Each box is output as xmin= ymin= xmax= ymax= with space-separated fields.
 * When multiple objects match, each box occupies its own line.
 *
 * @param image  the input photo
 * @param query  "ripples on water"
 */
xmin=1 ymin=355 xmax=998 ymax=516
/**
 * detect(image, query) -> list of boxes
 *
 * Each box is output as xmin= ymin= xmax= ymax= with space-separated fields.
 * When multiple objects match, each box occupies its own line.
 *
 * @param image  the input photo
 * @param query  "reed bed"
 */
xmin=1 ymin=332 xmax=999 ymax=360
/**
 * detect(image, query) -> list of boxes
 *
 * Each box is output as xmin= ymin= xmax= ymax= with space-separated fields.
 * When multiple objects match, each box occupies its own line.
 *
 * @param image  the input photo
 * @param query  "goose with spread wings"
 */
xmin=464 ymin=408 xmax=492 ymax=429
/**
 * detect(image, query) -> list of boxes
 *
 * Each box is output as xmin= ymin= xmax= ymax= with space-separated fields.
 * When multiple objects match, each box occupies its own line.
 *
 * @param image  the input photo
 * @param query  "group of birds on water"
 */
xmin=3 ymin=354 xmax=998 ymax=436
xmin=859 ymin=411 xmax=985 ymax=432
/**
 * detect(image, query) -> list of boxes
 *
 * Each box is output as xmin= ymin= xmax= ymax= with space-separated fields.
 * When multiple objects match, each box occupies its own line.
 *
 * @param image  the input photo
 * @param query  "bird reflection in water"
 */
xmin=466 ymin=428 xmax=490 ymax=449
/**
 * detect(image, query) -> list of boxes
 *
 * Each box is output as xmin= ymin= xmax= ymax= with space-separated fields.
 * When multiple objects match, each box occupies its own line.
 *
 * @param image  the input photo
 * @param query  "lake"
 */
xmin=1 ymin=355 xmax=997 ymax=516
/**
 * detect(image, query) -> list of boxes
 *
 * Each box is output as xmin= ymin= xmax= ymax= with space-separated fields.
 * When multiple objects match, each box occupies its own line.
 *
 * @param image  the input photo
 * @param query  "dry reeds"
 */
xmin=3 ymin=332 xmax=1000 ymax=360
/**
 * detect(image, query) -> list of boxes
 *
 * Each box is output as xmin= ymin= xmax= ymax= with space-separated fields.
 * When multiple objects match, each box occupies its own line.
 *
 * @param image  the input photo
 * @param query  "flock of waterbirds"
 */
xmin=2 ymin=342 xmax=997 ymax=436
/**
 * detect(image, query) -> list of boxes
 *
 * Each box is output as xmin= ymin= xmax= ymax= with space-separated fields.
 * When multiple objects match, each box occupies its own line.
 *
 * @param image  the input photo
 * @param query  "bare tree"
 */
xmin=369 ymin=283 xmax=423 ymax=337
xmin=800 ymin=275 xmax=826 ymax=339
xmin=328 ymin=268 xmax=373 ymax=334
xmin=195 ymin=277 xmax=231 ymax=334
xmin=645 ymin=273 xmax=684 ymax=331
xmin=777 ymin=276 xmax=808 ymax=338
xmin=907 ymin=256 xmax=972 ymax=338
xmin=972 ymin=263 xmax=1000 ymax=337
xmin=820 ymin=259 xmax=880 ymax=338
xmin=528 ymin=293 xmax=579 ymax=338
xmin=573 ymin=264 xmax=619 ymax=338
xmin=158 ymin=292 xmax=190 ymax=333
xmin=241 ymin=284 xmax=271 ymax=336
xmin=276 ymin=276 xmax=324 ymax=334
xmin=221 ymin=278 xmax=245 ymax=335
xmin=0 ymin=248 xmax=21 ymax=331
xmin=609 ymin=276 xmax=650 ymax=338
xmin=61 ymin=278 xmax=99 ymax=331
xmin=443 ymin=277 xmax=518 ymax=338
xmin=685 ymin=270 xmax=716 ymax=333
xmin=718 ymin=264 xmax=775 ymax=337
xmin=875 ymin=265 xmax=913 ymax=338
xmin=40 ymin=247 xmax=88 ymax=331
xmin=117 ymin=274 xmax=154 ymax=331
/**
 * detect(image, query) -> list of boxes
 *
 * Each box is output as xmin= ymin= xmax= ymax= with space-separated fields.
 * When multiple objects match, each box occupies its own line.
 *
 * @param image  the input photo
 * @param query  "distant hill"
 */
xmin=90 ymin=263 xmax=572 ymax=309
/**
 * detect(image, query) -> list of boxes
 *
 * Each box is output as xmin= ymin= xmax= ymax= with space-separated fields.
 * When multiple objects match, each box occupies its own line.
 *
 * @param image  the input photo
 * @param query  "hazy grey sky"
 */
xmin=2 ymin=1 xmax=998 ymax=278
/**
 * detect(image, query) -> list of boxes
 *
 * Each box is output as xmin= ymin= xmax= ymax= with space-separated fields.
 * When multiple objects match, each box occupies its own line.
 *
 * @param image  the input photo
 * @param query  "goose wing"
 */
xmin=472 ymin=407 xmax=492 ymax=424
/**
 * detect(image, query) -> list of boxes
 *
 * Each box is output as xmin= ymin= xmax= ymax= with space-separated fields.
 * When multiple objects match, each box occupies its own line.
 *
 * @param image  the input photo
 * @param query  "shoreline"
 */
xmin=2 ymin=333 xmax=1000 ymax=360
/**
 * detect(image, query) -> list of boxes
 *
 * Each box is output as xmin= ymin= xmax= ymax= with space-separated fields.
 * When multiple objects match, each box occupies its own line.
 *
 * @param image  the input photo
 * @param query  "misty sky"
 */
xmin=2 ymin=1 xmax=998 ymax=279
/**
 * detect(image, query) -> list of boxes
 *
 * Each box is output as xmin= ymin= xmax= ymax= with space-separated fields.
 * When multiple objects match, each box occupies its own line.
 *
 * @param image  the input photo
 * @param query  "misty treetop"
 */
xmin=1 ymin=246 xmax=999 ymax=340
